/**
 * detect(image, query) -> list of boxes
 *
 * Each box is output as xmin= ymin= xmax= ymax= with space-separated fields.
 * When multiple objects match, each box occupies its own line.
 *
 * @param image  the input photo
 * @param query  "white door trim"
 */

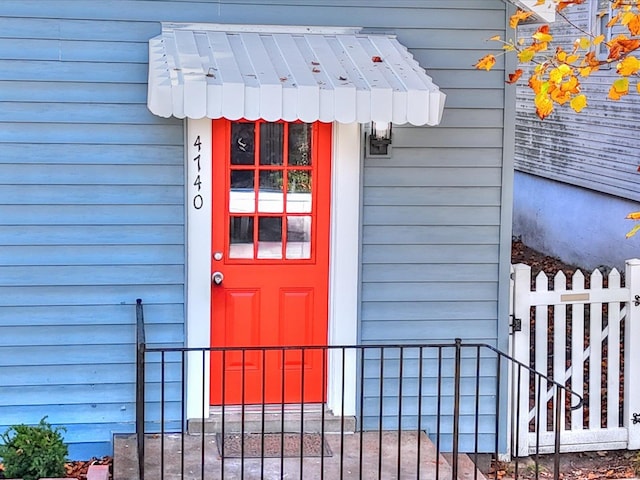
xmin=184 ymin=119 xmax=360 ymax=419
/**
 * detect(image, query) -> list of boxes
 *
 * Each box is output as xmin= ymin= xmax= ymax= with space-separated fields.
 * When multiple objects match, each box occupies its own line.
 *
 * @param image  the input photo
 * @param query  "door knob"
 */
xmin=212 ymin=271 xmax=224 ymax=285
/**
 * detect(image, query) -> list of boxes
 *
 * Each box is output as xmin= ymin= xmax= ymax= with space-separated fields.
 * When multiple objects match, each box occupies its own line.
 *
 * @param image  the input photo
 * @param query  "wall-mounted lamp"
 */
xmin=366 ymin=121 xmax=393 ymax=158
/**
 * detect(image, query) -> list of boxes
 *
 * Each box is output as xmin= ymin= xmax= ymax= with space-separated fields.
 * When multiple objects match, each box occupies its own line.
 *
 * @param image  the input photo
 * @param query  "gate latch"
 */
xmin=632 ymin=413 xmax=640 ymax=425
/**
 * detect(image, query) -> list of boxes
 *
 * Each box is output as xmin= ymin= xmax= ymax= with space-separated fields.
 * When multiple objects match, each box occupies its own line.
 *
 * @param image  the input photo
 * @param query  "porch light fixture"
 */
xmin=366 ymin=121 xmax=393 ymax=158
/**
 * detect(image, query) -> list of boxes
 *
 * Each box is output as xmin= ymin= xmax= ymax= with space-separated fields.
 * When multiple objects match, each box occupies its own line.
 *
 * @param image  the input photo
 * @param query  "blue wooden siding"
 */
xmin=0 ymin=0 xmax=510 ymax=457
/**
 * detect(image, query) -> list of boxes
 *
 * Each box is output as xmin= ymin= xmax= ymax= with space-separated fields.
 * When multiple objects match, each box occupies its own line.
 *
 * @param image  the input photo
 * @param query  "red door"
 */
xmin=210 ymin=119 xmax=332 ymax=405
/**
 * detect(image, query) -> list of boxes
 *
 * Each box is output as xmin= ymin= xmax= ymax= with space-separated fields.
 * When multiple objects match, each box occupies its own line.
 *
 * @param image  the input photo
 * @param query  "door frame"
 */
xmin=184 ymin=119 xmax=361 ymax=420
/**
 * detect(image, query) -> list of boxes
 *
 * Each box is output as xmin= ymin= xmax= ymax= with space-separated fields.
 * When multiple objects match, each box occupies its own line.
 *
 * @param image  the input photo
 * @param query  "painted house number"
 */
xmin=192 ymin=135 xmax=203 ymax=210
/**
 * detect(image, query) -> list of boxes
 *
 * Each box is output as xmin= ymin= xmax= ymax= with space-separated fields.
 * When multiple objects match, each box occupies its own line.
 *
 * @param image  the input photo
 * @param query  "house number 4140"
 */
xmin=192 ymin=135 xmax=203 ymax=210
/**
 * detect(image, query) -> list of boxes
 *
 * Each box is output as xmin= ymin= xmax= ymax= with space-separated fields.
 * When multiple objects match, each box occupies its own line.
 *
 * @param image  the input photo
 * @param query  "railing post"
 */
xmin=452 ymin=339 xmax=462 ymax=480
xmin=135 ymin=299 xmax=146 ymax=480
xmin=511 ymin=263 xmax=531 ymax=457
xmin=624 ymin=259 xmax=640 ymax=449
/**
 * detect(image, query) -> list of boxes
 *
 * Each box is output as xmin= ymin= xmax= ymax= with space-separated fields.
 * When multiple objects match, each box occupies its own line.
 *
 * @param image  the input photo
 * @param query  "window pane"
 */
xmin=231 ymin=122 xmax=255 ymax=165
xmin=288 ymin=123 xmax=312 ymax=166
xmin=229 ymin=216 xmax=254 ymax=259
xmin=287 ymin=170 xmax=312 ymax=213
xmin=260 ymin=123 xmax=284 ymax=165
xmin=258 ymin=170 xmax=283 ymax=213
xmin=257 ymin=217 xmax=282 ymax=259
xmin=230 ymin=170 xmax=255 ymax=213
xmin=286 ymin=216 xmax=311 ymax=259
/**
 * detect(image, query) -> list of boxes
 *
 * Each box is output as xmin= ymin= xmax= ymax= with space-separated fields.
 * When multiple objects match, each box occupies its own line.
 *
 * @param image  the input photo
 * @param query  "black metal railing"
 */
xmin=135 ymin=300 xmax=581 ymax=479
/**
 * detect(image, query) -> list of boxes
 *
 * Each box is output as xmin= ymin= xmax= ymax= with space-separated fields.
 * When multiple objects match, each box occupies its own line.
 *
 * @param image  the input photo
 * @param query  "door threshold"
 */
xmin=209 ymin=402 xmax=325 ymax=415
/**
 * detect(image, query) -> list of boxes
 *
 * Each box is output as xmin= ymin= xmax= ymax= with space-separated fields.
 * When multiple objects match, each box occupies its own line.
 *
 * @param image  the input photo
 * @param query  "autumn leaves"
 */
xmin=475 ymin=0 xmax=640 ymax=119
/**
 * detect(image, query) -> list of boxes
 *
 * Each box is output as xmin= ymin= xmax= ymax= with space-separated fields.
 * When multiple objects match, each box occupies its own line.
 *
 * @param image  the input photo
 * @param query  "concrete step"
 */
xmin=443 ymin=452 xmax=489 ymax=480
xmin=188 ymin=404 xmax=356 ymax=434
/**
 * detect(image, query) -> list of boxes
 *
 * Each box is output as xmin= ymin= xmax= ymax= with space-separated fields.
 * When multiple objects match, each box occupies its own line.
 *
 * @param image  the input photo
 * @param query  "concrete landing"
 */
xmin=114 ymin=431 xmax=486 ymax=480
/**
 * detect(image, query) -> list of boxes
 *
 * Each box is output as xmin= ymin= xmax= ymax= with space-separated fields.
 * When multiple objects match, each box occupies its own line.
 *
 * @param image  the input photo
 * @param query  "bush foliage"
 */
xmin=0 ymin=417 xmax=68 ymax=480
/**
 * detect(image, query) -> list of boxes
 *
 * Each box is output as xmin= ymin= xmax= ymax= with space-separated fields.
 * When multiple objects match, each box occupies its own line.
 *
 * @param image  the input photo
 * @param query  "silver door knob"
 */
xmin=212 ymin=271 xmax=224 ymax=285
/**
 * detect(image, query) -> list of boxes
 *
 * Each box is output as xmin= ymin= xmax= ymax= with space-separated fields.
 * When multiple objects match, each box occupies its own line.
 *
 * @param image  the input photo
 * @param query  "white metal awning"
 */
xmin=148 ymin=23 xmax=446 ymax=126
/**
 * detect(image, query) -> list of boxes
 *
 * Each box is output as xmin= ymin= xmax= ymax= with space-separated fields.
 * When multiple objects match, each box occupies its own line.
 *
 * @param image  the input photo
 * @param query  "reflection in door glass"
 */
xmin=231 ymin=122 xmax=255 ymax=165
xmin=260 ymin=123 xmax=284 ymax=165
xmin=229 ymin=216 xmax=254 ymax=259
xmin=258 ymin=170 xmax=283 ymax=213
xmin=257 ymin=217 xmax=282 ymax=259
xmin=286 ymin=216 xmax=311 ymax=259
xmin=288 ymin=124 xmax=312 ymax=166
xmin=230 ymin=170 xmax=255 ymax=213
xmin=287 ymin=170 xmax=311 ymax=213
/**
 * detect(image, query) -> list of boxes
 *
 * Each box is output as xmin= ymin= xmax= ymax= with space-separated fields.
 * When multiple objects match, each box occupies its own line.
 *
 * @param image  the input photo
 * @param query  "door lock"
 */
xmin=212 ymin=271 xmax=224 ymax=285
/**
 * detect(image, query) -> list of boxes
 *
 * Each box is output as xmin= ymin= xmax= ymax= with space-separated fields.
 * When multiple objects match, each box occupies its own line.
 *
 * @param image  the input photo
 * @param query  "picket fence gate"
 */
xmin=509 ymin=259 xmax=640 ymax=456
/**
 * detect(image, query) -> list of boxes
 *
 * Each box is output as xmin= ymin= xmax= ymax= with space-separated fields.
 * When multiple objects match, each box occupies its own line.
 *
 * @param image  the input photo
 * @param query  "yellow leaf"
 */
xmin=510 ymin=10 xmax=535 ymax=29
xmin=533 ymin=31 xmax=554 ymax=42
xmin=570 ymin=94 xmax=587 ymax=113
xmin=506 ymin=69 xmax=524 ymax=84
xmin=503 ymin=44 xmax=516 ymax=51
xmin=608 ymin=77 xmax=629 ymax=99
xmin=489 ymin=35 xmax=501 ymax=41
xmin=475 ymin=54 xmax=496 ymax=71
xmin=617 ymin=56 xmax=640 ymax=76
xmin=593 ymin=34 xmax=605 ymax=46
xmin=557 ymin=51 xmax=567 ymax=62
xmin=637 ymin=81 xmax=640 ymax=94
xmin=579 ymin=66 xmax=592 ymax=77
xmin=579 ymin=37 xmax=591 ymax=50
xmin=535 ymin=0 xmax=545 ymax=4
xmin=534 ymin=92 xmax=554 ymax=120
xmin=518 ymin=49 xmax=535 ymax=62
xmin=566 ymin=54 xmax=580 ymax=63
xmin=518 ymin=37 xmax=525 ymax=46
xmin=626 ymin=223 xmax=640 ymax=239
xmin=627 ymin=212 xmax=640 ymax=220
xmin=621 ymin=11 xmax=635 ymax=26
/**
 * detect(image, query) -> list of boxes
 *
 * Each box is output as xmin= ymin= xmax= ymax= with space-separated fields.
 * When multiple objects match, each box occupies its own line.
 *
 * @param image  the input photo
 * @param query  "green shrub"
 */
xmin=0 ymin=417 xmax=68 ymax=480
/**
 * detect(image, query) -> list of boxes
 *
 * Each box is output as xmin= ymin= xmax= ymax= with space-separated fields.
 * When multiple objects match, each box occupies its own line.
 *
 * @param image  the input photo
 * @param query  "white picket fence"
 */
xmin=510 ymin=259 xmax=640 ymax=455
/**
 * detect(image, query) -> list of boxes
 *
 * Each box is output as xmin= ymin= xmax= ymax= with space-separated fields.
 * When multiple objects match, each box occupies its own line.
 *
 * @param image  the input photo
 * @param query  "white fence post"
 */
xmin=511 ymin=263 xmax=531 ymax=457
xmin=624 ymin=259 xmax=640 ymax=449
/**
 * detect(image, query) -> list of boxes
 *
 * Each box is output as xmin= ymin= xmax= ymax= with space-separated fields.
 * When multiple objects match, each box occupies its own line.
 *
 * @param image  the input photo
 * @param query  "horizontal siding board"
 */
xmin=3 ymin=362 xmax=181 ymax=387
xmin=361 ymin=301 xmax=497 ymax=321
xmin=0 ymin=38 xmax=147 ymax=62
xmin=0 ymin=205 xmax=184 ymax=224
xmin=0 ymin=102 xmax=159 ymax=124
xmin=0 ymin=81 xmax=147 ymax=103
xmin=394 ymin=127 xmax=503 ymax=148
xmin=0 ymin=17 xmax=160 ymax=41
xmin=362 ymin=226 xmax=500 ymax=245
xmin=365 ymin=147 xmax=503 ymax=168
xmin=363 ymin=186 xmax=501 ymax=206
xmin=364 ymin=168 xmax=502 ymax=187
xmin=362 ymin=264 xmax=498 ymax=282
xmin=2 ymin=383 xmax=181 ymax=405
xmin=0 ymin=144 xmax=182 ymax=164
xmin=361 ymin=282 xmax=497 ymax=302
xmin=0 ymin=245 xmax=184 ymax=265
xmin=2 ymin=323 xmax=184 ymax=346
xmin=0 ymin=123 xmax=182 ymax=144
xmin=361 ymin=320 xmax=496 ymax=341
xmin=0 ymin=185 xmax=183 ymax=205
xmin=0 ymin=303 xmax=183 ymax=326
xmin=0 ymin=265 xmax=184 ymax=286
xmin=362 ymin=206 xmax=501 ymax=225
xmin=0 ymin=165 xmax=183 ymax=185
xmin=440 ymin=88 xmax=504 ymax=109
xmin=362 ymin=245 xmax=500 ymax=264
xmin=0 ymin=225 xmax=184 ymax=245
xmin=0 ymin=285 xmax=184 ymax=306
xmin=0 ymin=59 xmax=147 ymax=82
